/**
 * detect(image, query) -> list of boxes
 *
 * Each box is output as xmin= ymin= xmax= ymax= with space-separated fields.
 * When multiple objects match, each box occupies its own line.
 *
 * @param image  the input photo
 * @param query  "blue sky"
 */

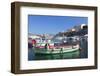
xmin=28 ymin=15 xmax=88 ymax=34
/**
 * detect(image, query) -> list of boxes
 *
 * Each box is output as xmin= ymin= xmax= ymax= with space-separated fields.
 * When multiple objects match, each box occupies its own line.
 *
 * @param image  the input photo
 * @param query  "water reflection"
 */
xmin=28 ymin=48 xmax=80 ymax=60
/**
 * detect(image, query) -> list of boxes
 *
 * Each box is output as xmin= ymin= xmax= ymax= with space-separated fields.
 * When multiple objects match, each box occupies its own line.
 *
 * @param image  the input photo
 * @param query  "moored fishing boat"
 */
xmin=33 ymin=43 xmax=79 ymax=54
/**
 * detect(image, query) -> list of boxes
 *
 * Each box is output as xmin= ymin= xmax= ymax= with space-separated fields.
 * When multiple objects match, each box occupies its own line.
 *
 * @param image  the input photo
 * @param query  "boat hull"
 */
xmin=33 ymin=47 xmax=79 ymax=55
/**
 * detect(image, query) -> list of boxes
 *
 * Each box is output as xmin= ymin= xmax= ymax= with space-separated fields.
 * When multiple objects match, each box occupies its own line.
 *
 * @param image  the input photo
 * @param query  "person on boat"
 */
xmin=45 ymin=43 xmax=50 ymax=50
xmin=60 ymin=48 xmax=63 ymax=53
xmin=32 ymin=39 xmax=37 ymax=47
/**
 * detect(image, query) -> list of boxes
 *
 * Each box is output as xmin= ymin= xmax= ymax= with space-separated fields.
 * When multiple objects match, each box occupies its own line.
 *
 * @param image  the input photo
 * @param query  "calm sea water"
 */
xmin=28 ymin=48 xmax=81 ymax=60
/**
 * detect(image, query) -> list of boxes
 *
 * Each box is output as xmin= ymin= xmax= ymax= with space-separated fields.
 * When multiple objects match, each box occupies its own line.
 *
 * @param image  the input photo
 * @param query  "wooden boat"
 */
xmin=33 ymin=44 xmax=79 ymax=54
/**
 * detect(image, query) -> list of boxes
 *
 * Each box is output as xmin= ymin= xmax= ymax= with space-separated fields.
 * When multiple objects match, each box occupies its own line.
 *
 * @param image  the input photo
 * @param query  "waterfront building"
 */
xmin=28 ymin=33 xmax=41 ymax=39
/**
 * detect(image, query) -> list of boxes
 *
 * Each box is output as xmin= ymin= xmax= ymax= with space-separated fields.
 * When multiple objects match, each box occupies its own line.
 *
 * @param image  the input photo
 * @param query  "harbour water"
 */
xmin=28 ymin=48 xmax=80 ymax=60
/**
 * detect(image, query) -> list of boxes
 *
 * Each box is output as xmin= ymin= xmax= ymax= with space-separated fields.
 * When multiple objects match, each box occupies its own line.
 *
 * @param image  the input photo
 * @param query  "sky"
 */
xmin=28 ymin=15 xmax=88 ymax=35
